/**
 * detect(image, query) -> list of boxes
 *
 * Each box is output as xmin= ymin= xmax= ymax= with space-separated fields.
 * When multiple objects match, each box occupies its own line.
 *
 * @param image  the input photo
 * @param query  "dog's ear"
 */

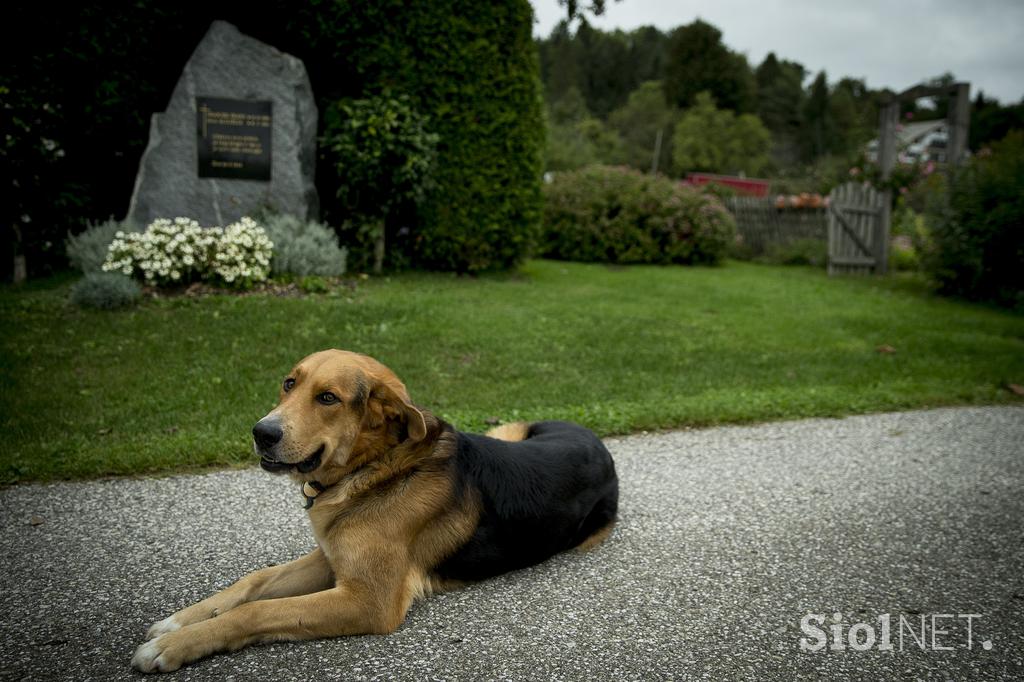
xmin=367 ymin=380 xmax=427 ymax=443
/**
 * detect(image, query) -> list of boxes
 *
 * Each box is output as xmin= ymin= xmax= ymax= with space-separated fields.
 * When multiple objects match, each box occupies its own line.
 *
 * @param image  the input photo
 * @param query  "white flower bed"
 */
xmin=209 ymin=217 xmax=274 ymax=285
xmin=103 ymin=216 xmax=273 ymax=288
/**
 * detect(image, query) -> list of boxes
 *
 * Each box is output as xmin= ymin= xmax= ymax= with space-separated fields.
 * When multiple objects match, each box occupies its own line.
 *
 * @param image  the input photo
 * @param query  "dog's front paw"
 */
xmin=145 ymin=615 xmax=181 ymax=641
xmin=131 ymin=636 xmax=181 ymax=673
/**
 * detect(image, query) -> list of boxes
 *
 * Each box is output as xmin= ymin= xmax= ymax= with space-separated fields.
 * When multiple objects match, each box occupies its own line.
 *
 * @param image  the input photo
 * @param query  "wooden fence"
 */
xmin=725 ymin=197 xmax=828 ymax=257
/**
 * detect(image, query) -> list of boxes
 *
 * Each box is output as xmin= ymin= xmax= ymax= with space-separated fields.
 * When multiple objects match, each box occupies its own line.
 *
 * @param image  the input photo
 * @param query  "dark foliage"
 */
xmin=970 ymin=92 xmax=1024 ymax=150
xmin=6 ymin=0 xmax=543 ymax=276
xmin=69 ymin=272 xmax=142 ymax=310
xmin=921 ymin=132 xmax=1024 ymax=308
xmin=663 ymin=20 xmax=755 ymax=114
xmin=537 ymin=20 xmax=669 ymax=120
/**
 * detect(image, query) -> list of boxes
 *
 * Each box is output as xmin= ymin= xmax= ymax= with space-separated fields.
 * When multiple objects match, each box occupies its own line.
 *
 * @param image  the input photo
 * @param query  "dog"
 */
xmin=132 ymin=349 xmax=618 ymax=672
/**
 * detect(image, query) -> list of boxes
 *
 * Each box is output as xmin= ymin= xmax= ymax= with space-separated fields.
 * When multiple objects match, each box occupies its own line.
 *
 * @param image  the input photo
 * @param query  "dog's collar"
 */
xmin=301 ymin=481 xmax=327 ymax=509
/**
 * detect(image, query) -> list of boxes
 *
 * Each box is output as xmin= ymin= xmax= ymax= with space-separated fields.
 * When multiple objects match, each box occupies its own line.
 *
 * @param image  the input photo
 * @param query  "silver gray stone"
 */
xmin=127 ymin=20 xmax=318 ymax=227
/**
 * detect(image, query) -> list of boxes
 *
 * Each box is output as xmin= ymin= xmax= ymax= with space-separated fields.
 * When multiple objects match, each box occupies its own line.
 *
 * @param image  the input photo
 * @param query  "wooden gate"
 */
xmin=827 ymin=182 xmax=887 ymax=275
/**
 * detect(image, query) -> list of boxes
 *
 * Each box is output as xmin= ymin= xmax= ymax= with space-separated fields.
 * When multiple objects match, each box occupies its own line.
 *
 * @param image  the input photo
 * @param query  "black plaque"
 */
xmin=196 ymin=97 xmax=272 ymax=180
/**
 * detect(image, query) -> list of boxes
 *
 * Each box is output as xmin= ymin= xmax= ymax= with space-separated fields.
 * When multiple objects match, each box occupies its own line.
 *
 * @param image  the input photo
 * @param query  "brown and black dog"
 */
xmin=132 ymin=349 xmax=618 ymax=672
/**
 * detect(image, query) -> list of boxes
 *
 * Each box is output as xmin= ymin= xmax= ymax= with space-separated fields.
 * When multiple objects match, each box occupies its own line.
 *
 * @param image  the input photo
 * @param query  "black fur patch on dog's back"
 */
xmin=434 ymin=421 xmax=618 ymax=582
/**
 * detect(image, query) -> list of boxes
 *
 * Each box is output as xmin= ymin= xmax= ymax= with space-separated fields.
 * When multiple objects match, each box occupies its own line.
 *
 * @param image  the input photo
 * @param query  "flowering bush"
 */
xmin=209 ymin=217 xmax=274 ymax=286
xmin=102 ymin=216 xmax=273 ymax=289
xmin=541 ymin=165 xmax=735 ymax=265
xmin=104 ymin=218 xmax=212 ymax=285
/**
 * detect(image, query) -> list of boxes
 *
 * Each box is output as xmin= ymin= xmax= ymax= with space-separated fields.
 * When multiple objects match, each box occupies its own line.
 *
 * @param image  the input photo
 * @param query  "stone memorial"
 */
xmin=127 ymin=21 xmax=318 ymax=227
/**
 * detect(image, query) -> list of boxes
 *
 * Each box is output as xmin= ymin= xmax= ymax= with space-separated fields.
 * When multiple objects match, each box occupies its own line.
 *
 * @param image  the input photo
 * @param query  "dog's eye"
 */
xmin=317 ymin=392 xmax=339 ymax=405
xmin=283 ymin=378 xmax=295 ymax=392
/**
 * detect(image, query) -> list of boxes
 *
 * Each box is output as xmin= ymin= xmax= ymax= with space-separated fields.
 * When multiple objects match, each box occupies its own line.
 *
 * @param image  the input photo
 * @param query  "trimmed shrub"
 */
xmin=261 ymin=215 xmax=347 ymax=278
xmin=69 ymin=272 xmax=142 ymax=309
xmin=921 ymin=131 xmax=1024 ymax=308
xmin=66 ymin=218 xmax=138 ymax=274
xmin=541 ymin=165 xmax=735 ymax=265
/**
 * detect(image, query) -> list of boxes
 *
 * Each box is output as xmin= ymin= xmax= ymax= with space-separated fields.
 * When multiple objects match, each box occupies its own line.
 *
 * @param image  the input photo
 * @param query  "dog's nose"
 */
xmin=252 ymin=420 xmax=283 ymax=451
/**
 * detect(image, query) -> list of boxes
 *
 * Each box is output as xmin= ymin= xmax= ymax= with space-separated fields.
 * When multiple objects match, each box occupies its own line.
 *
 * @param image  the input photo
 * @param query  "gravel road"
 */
xmin=1 ymin=406 xmax=1022 ymax=681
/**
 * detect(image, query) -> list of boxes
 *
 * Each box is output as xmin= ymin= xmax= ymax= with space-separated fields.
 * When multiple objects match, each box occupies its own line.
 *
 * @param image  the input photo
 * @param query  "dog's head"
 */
xmin=252 ymin=349 xmax=426 ymax=478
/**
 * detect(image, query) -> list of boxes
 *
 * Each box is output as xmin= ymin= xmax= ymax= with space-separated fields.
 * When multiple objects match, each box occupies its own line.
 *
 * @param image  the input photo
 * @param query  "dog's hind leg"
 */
xmin=143 ymin=547 xmax=333 ymax=640
xmin=574 ymin=519 xmax=616 ymax=551
xmin=572 ymin=490 xmax=618 ymax=552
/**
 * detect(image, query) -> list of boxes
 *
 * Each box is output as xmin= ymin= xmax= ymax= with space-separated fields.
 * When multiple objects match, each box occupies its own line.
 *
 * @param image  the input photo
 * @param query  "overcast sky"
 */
xmin=531 ymin=0 xmax=1024 ymax=104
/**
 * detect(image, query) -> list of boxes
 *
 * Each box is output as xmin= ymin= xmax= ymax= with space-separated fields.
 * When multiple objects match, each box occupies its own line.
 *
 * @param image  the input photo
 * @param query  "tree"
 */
xmin=574 ymin=22 xmax=635 ymax=118
xmin=538 ymin=20 xmax=582 ymax=104
xmin=544 ymin=119 xmax=623 ymax=173
xmin=802 ymin=71 xmax=833 ymax=161
xmin=755 ymin=52 xmax=806 ymax=167
xmin=663 ymin=20 xmax=755 ymax=113
xmin=539 ymin=22 xmax=671 ymax=121
xmin=828 ymin=78 xmax=876 ymax=157
xmin=545 ymin=88 xmax=622 ymax=171
xmin=672 ymin=92 xmax=770 ymax=176
xmin=608 ymin=81 xmax=678 ymax=174
xmin=970 ymin=92 xmax=1024 ymax=150
xmin=321 ymin=95 xmax=437 ymax=274
xmin=755 ymin=53 xmax=805 ymax=133
xmin=557 ymin=0 xmax=619 ymax=24
xmin=794 ymin=72 xmax=878 ymax=163
xmin=628 ymin=26 xmax=670 ymax=87
xmin=549 ymin=86 xmax=592 ymax=125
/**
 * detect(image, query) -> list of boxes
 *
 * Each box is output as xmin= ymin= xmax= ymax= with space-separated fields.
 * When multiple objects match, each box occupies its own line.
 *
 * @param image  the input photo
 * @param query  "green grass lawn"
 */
xmin=2 ymin=260 xmax=1022 ymax=482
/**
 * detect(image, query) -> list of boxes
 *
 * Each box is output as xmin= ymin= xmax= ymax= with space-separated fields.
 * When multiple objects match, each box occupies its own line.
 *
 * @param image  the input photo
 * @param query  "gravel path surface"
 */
xmin=2 ymin=406 xmax=1022 ymax=681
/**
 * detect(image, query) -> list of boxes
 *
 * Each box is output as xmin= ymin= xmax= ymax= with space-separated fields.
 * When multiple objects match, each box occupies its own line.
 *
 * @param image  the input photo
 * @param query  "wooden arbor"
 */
xmin=828 ymin=81 xmax=970 ymax=276
xmin=877 ymin=82 xmax=972 ymax=178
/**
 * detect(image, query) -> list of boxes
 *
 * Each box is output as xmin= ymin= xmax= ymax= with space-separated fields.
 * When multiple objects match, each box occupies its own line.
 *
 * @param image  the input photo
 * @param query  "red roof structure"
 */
xmin=683 ymin=172 xmax=771 ymax=198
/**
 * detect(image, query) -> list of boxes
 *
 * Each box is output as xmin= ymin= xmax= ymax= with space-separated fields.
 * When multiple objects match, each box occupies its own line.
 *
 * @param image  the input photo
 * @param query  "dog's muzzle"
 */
xmin=252 ymin=417 xmax=325 ymax=474
xmin=258 ymin=445 xmax=325 ymax=474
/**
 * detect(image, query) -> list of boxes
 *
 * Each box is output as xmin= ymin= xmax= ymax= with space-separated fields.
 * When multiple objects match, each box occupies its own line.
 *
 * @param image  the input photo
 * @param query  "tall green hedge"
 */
xmin=398 ymin=3 xmax=544 ymax=272
xmin=285 ymin=1 xmax=544 ymax=271
xmin=7 ymin=1 xmax=543 ymax=277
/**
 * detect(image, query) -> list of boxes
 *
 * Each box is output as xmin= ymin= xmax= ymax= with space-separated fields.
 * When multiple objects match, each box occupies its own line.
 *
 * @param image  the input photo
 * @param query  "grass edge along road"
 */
xmin=2 ymin=259 xmax=1022 ymax=482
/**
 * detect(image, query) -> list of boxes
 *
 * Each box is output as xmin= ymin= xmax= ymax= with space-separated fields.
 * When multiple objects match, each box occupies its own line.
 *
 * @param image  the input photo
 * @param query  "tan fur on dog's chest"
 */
xmin=305 ymin=458 xmax=480 ymax=597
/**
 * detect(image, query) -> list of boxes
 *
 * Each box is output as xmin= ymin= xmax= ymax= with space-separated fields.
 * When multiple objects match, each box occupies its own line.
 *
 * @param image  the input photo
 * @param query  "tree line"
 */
xmin=536 ymin=19 xmax=1024 ymax=186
